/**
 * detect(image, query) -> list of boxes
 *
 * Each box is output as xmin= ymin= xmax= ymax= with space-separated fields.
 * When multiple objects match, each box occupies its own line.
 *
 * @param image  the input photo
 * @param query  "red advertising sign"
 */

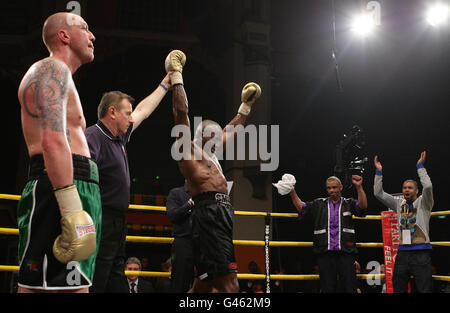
xmin=381 ymin=211 xmax=399 ymax=293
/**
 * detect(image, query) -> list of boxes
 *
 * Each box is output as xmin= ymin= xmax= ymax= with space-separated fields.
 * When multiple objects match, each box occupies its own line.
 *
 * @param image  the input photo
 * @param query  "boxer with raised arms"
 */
xmin=167 ymin=50 xmax=261 ymax=293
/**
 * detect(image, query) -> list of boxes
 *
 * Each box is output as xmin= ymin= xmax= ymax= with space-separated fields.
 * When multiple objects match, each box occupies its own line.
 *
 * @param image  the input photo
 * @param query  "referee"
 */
xmin=86 ymin=75 xmax=171 ymax=292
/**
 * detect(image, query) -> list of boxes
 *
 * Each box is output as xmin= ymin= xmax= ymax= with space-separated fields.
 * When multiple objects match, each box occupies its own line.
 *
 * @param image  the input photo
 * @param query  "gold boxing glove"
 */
xmin=238 ymin=82 xmax=262 ymax=116
xmin=53 ymin=184 xmax=96 ymax=263
xmin=165 ymin=50 xmax=186 ymax=86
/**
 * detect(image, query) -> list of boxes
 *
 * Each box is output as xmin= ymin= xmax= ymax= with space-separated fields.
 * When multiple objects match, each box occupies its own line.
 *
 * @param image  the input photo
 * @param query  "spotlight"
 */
xmin=351 ymin=13 xmax=376 ymax=37
xmin=426 ymin=3 xmax=449 ymax=27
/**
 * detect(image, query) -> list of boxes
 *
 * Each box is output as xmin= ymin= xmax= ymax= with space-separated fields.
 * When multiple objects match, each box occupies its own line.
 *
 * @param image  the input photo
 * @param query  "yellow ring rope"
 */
xmin=1 ymin=193 xmax=449 ymax=284
xmin=0 ymin=228 xmax=449 ymax=247
xmin=1 ymin=193 xmax=449 ymax=219
xmin=1 ymin=265 xmax=448 ymax=281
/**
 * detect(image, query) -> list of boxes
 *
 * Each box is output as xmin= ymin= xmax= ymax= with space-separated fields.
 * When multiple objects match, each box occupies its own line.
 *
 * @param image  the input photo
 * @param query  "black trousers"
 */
xmin=316 ymin=251 xmax=357 ymax=293
xmin=393 ymin=249 xmax=433 ymax=293
xmin=170 ymin=237 xmax=194 ymax=292
xmin=90 ymin=211 xmax=129 ymax=293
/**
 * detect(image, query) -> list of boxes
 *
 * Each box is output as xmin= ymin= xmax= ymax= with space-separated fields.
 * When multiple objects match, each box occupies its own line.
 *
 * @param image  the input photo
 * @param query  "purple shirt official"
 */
xmin=298 ymin=198 xmax=363 ymax=251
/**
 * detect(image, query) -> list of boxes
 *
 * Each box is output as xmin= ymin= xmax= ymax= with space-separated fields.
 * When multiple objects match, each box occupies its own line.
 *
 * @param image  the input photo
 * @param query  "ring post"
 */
xmin=264 ymin=213 xmax=271 ymax=293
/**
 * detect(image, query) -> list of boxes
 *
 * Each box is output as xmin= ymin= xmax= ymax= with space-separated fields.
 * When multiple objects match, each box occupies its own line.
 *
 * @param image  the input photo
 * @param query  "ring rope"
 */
xmin=0 ymin=265 xmax=448 ymax=282
xmin=1 ymin=194 xmax=449 ymax=219
xmin=1 ymin=194 xmax=449 ymax=285
xmin=0 ymin=228 xmax=449 ymax=247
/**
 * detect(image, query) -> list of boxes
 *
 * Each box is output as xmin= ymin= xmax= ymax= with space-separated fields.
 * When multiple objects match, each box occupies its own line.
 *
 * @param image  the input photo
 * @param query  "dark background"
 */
xmin=269 ymin=0 xmax=450 ymax=291
xmin=0 ymin=0 xmax=449 ymax=292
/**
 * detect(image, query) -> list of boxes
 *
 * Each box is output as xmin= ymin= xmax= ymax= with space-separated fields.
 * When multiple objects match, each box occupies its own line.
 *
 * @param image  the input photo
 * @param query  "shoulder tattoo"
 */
xmin=22 ymin=59 xmax=71 ymax=133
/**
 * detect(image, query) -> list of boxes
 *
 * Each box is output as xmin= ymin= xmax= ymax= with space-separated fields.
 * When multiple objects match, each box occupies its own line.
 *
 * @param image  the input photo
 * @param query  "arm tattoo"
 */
xmin=22 ymin=59 xmax=70 ymax=133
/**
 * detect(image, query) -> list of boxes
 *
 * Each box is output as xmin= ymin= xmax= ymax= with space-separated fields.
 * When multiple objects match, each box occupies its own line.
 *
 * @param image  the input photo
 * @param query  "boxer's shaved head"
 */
xmin=200 ymin=120 xmax=221 ymax=134
xmin=42 ymin=12 xmax=80 ymax=52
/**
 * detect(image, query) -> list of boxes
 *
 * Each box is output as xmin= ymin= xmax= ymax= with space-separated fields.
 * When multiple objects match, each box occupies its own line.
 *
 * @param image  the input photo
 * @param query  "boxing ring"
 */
xmin=1 ymin=193 xmax=449 ymax=292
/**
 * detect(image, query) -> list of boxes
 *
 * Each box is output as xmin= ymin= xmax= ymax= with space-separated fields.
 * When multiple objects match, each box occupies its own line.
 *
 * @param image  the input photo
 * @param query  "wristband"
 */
xmin=375 ymin=170 xmax=383 ymax=176
xmin=417 ymin=164 xmax=424 ymax=169
xmin=160 ymin=83 xmax=168 ymax=91
xmin=54 ymin=183 xmax=75 ymax=192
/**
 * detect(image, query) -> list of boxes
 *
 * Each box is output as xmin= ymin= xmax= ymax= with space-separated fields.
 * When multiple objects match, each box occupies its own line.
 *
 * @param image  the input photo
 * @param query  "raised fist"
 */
xmin=165 ymin=50 xmax=186 ymax=86
xmin=238 ymin=82 xmax=261 ymax=116
xmin=374 ymin=155 xmax=382 ymax=171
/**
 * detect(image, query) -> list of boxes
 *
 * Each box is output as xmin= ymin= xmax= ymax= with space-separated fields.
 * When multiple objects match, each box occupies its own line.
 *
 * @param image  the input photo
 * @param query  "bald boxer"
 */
xmin=167 ymin=50 xmax=261 ymax=293
xmin=17 ymin=12 xmax=100 ymax=293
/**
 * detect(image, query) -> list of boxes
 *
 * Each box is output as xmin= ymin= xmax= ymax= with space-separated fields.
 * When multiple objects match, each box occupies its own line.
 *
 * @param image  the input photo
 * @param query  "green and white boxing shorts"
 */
xmin=17 ymin=154 xmax=102 ymax=290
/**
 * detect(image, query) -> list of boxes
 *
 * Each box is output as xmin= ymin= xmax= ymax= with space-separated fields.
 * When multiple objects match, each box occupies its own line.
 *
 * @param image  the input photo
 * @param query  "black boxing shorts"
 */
xmin=191 ymin=192 xmax=238 ymax=281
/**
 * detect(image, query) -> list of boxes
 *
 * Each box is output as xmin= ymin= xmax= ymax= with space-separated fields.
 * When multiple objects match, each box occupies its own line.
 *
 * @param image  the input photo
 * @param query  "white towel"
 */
xmin=272 ymin=174 xmax=296 ymax=195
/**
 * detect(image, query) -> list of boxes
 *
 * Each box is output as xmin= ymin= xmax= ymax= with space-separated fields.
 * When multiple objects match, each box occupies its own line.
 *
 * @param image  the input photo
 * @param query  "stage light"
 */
xmin=426 ymin=3 xmax=449 ymax=27
xmin=351 ymin=13 xmax=376 ymax=37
